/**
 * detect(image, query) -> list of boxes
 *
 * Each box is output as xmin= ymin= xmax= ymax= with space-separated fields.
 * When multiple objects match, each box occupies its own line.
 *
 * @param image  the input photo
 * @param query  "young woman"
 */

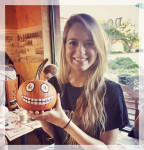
xmin=28 ymin=14 xmax=129 ymax=148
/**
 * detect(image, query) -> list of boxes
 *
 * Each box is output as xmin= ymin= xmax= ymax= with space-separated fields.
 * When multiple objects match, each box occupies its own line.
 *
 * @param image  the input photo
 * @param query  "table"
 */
xmin=1 ymin=110 xmax=42 ymax=142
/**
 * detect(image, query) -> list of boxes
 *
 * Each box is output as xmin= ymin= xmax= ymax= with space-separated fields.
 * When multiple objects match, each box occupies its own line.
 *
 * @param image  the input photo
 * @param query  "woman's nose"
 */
xmin=76 ymin=44 xmax=86 ymax=55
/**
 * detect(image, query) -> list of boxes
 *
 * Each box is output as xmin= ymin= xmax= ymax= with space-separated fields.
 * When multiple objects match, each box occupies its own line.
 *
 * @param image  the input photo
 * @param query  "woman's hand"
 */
xmin=27 ymin=93 xmax=69 ymax=128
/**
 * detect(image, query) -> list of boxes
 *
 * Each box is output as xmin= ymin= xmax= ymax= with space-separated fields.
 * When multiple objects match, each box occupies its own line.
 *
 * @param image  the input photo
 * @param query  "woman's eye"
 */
xmin=26 ymin=83 xmax=35 ymax=92
xmin=41 ymin=84 xmax=49 ymax=93
xmin=69 ymin=41 xmax=77 ymax=46
xmin=85 ymin=42 xmax=94 ymax=47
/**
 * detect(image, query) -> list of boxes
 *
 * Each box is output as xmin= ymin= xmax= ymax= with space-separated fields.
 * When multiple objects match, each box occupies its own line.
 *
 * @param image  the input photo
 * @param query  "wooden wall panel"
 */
xmin=5 ymin=6 xmax=17 ymax=29
xmin=15 ymin=5 xmax=42 ymax=29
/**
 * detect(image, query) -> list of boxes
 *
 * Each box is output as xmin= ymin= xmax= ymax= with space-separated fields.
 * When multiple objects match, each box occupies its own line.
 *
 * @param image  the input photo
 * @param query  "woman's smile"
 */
xmin=72 ymin=57 xmax=88 ymax=63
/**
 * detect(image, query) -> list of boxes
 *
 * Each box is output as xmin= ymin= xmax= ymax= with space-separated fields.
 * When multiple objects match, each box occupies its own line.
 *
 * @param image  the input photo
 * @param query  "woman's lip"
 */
xmin=73 ymin=57 xmax=88 ymax=62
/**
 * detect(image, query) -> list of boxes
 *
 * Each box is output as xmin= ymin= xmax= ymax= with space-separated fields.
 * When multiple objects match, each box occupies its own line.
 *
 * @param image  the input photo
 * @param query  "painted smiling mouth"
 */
xmin=21 ymin=96 xmax=54 ymax=105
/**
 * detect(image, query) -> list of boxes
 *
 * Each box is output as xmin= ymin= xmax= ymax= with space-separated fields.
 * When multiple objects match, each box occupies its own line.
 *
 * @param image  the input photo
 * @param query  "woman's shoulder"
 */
xmin=105 ymin=78 xmax=120 ymax=88
xmin=105 ymin=79 xmax=122 ymax=93
xmin=104 ymin=79 xmax=124 ymax=103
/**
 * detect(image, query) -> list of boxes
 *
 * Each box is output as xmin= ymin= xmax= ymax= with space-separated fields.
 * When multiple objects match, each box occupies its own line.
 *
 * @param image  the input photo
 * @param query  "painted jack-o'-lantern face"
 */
xmin=17 ymin=80 xmax=57 ymax=111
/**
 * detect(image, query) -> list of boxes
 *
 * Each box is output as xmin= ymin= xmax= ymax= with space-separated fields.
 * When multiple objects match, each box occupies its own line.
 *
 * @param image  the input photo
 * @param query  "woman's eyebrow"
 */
xmin=68 ymin=38 xmax=93 ymax=42
xmin=67 ymin=38 xmax=77 ymax=41
xmin=86 ymin=40 xmax=93 ymax=42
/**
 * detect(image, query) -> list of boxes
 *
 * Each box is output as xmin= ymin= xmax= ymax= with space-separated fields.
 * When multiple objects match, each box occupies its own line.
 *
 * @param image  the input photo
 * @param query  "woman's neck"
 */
xmin=69 ymin=71 xmax=88 ymax=87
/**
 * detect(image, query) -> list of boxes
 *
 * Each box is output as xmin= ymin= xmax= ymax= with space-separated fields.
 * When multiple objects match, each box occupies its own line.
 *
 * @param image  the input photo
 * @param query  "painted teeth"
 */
xmin=21 ymin=96 xmax=54 ymax=105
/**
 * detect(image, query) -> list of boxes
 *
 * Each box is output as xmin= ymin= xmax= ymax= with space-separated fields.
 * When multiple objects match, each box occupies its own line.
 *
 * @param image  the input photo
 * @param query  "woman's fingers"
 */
xmin=27 ymin=109 xmax=56 ymax=123
xmin=29 ymin=111 xmax=34 ymax=114
xmin=40 ymin=111 xmax=44 ymax=114
xmin=27 ymin=110 xmax=49 ymax=118
xmin=27 ymin=110 xmax=39 ymax=114
xmin=35 ymin=111 xmax=40 ymax=114
xmin=27 ymin=110 xmax=44 ymax=115
xmin=27 ymin=112 xmax=41 ymax=120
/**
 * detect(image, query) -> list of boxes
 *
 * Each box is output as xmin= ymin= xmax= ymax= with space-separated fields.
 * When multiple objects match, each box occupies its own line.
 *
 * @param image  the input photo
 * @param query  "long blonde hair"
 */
xmin=57 ymin=14 xmax=108 ymax=144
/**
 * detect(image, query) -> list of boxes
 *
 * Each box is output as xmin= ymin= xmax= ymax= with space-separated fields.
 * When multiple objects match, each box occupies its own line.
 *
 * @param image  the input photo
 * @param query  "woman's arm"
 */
xmin=27 ymin=94 xmax=119 ymax=150
xmin=64 ymin=120 xmax=118 ymax=150
xmin=101 ymin=129 xmax=119 ymax=145
xmin=40 ymin=121 xmax=53 ymax=138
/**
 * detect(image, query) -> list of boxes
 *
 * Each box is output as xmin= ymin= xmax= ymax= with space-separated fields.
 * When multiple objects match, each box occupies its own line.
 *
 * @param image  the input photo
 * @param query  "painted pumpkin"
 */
xmin=17 ymin=80 xmax=57 ymax=111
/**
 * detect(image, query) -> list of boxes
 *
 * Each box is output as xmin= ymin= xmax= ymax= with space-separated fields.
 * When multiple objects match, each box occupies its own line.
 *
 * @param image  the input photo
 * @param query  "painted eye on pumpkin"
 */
xmin=26 ymin=83 xmax=35 ymax=92
xmin=41 ymin=84 xmax=49 ymax=93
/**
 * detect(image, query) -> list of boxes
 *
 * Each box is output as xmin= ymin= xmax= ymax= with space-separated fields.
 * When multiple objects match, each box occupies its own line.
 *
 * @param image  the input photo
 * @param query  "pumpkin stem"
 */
xmin=35 ymin=58 xmax=49 ymax=80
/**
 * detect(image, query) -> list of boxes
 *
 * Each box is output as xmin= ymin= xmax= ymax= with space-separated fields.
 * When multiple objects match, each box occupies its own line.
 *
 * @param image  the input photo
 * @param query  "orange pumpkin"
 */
xmin=17 ymin=80 xmax=57 ymax=111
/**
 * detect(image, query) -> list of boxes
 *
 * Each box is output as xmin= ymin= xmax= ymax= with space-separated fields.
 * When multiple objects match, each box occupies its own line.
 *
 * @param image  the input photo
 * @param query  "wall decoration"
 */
xmin=5 ymin=26 xmax=44 ymax=62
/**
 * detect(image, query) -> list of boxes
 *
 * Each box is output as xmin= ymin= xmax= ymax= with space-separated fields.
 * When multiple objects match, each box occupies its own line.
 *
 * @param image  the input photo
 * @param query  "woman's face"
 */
xmin=65 ymin=23 xmax=97 ymax=72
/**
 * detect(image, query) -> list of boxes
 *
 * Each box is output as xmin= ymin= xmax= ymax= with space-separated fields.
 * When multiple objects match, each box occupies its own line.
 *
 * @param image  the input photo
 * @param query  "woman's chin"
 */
xmin=71 ymin=66 xmax=89 ymax=72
